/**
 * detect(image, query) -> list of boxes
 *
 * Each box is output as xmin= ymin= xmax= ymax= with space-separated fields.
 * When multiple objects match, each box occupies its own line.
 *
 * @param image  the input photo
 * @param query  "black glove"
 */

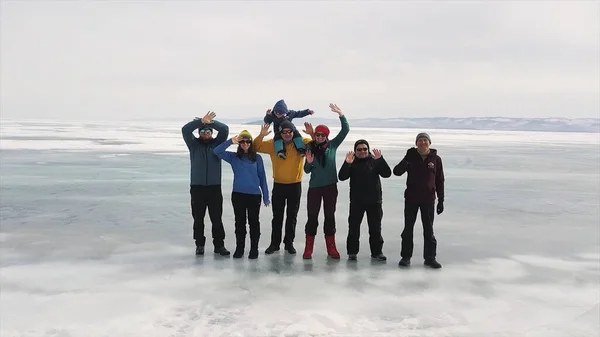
xmin=436 ymin=201 xmax=444 ymax=215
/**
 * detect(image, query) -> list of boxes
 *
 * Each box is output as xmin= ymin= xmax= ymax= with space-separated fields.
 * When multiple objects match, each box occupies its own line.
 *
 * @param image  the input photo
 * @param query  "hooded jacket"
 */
xmin=181 ymin=119 xmax=229 ymax=186
xmin=264 ymin=99 xmax=312 ymax=129
xmin=338 ymin=140 xmax=392 ymax=204
xmin=393 ymin=147 xmax=445 ymax=204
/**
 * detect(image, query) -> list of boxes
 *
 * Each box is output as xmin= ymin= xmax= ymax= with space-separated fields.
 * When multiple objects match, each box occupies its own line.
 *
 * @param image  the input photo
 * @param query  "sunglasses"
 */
xmin=315 ymin=133 xmax=327 ymax=137
xmin=355 ymin=148 xmax=369 ymax=152
xmin=239 ymin=140 xmax=252 ymax=144
xmin=199 ymin=129 xmax=212 ymax=134
xmin=280 ymin=130 xmax=292 ymax=135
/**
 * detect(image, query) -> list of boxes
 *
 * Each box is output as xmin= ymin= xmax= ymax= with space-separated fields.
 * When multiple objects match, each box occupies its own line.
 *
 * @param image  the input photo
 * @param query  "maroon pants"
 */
xmin=305 ymin=184 xmax=338 ymax=236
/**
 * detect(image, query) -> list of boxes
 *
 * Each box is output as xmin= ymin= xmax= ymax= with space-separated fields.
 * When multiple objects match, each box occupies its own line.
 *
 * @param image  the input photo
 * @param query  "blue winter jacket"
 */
xmin=213 ymin=139 xmax=270 ymax=205
xmin=181 ymin=119 xmax=229 ymax=186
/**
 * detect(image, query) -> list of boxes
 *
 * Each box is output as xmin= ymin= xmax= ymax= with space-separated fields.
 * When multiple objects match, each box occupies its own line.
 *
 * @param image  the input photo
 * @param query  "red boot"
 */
xmin=325 ymin=235 xmax=340 ymax=259
xmin=303 ymin=235 xmax=315 ymax=259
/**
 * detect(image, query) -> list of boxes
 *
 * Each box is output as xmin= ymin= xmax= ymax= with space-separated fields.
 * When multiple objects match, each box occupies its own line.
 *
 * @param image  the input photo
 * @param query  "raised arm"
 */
xmin=287 ymin=109 xmax=313 ymax=120
xmin=328 ymin=104 xmax=350 ymax=148
xmin=253 ymin=124 xmax=275 ymax=155
xmin=376 ymin=157 xmax=392 ymax=178
xmin=393 ymin=151 xmax=410 ymax=176
xmin=181 ymin=118 xmax=204 ymax=150
xmin=338 ymin=151 xmax=354 ymax=181
xmin=257 ymin=155 xmax=270 ymax=206
xmin=372 ymin=149 xmax=392 ymax=178
xmin=211 ymin=120 xmax=229 ymax=145
xmin=304 ymin=150 xmax=315 ymax=174
xmin=263 ymin=109 xmax=275 ymax=124
xmin=338 ymin=161 xmax=351 ymax=181
xmin=212 ymin=138 xmax=236 ymax=164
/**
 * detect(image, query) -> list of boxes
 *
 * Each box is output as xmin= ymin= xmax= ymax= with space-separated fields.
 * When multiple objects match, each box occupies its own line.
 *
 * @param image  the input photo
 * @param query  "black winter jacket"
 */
xmin=338 ymin=156 xmax=392 ymax=204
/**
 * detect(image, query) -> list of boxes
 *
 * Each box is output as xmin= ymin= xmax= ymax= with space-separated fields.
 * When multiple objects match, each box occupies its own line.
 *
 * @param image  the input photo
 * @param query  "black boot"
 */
xmin=424 ymin=259 xmax=442 ymax=269
xmin=233 ymin=236 xmax=245 ymax=259
xmin=249 ymin=237 xmax=259 ymax=259
xmin=371 ymin=253 xmax=387 ymax=261
xmin=265 ymin=245 xmax=280 ymax=254
xmin=214 ymin=246 xmax=231 ymax=256
xmin=195 ymin=240 xmax=205 ymax=256
xmin=398 ymin=258 xmax=411 ymax=267
xmin=284 ymin=242 xmax=296 ymax=254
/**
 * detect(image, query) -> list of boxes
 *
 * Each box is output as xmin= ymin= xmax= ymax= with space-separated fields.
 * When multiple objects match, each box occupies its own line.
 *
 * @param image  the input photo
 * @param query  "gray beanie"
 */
xmin=416 ymin=132 xmax=431 ymax=144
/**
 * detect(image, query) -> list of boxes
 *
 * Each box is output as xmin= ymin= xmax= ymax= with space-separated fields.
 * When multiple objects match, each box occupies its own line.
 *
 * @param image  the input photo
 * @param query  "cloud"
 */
xmin=1 ymin=1 xmax=598 ymax=120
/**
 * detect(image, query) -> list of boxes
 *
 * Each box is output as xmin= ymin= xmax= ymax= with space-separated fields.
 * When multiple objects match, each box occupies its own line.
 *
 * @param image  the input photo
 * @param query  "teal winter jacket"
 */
xmin=181 ymin=119 xmax=229 ymax=186
xmin=304 ymin=115 xmax=350 ymax=188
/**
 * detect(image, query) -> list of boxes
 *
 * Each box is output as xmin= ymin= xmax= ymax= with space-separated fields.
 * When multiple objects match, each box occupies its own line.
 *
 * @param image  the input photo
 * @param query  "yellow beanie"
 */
xmin=239 ymin=130 xmax=252 ymax=140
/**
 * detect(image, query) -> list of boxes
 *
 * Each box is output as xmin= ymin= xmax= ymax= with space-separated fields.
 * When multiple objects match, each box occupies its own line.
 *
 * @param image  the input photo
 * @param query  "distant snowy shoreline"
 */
xmin=237 ymin=117 xmax=600 ymax=133
xmin=2 ymin=117 xmax=598 ymax=133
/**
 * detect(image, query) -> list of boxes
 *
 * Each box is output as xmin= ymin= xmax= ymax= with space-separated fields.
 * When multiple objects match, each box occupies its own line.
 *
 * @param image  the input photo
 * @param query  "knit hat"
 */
xmin=239 ymin=130 xmax=252 ymax=141
xmin=416 ymin=132 xmax=431 ymax=144
xmin=279 ymin=120 xmax=294 ymax=132
xmin=315 ymin=125 xmax=330 ymax=137
xmin=354 ymin=139 xmax=370 ymax=151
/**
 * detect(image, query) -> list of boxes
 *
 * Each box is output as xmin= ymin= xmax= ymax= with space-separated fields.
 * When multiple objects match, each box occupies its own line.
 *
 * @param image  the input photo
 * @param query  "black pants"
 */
xmin=346 ymin=202 xmax=384 ymax=255
xmin=401 ymin=201 xmax=437 ymax=260
xmin=231 ymin=192 xmax=261 ymax=241
xmin=270 ymin=182 xmax=302 ymax=247
xmin=190 ymin=185 xmax=226 ymax=248
xmin=305 ymin=184 xmax=338 ymax=236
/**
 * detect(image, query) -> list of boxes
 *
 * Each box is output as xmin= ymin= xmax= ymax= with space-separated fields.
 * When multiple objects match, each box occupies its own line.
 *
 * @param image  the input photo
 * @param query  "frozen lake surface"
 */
xmin=1 ymin=119 xmax=599 ymax=337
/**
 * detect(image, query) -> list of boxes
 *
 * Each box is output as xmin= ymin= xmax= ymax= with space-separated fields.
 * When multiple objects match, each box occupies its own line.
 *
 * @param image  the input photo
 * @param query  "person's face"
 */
xmin=416 ymin=137 xmax=430 ymax=152
xmin=281 ymin=128 xmax=293 ymax=142
xmin=354 ymin=144 xmax=369 ymax=158
xmin=314 ymin=132 xmax=327 ymax=144
xmin=274 ymin=112 xmax=285 ymax=119
xmin=239 ymin=138 xmax=252 ymax=152
xmin=199 ymin=128 xmax=213 ymax=141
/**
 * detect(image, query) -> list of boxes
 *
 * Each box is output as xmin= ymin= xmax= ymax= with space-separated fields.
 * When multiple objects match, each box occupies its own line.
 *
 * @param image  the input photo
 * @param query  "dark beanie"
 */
xmin=354 ymin=139 xmax=370 ymax=151
xmin=416 ymin=132 xmax=431 ymax=144
xmin=279 ymin=120 xmax=294 ymax=132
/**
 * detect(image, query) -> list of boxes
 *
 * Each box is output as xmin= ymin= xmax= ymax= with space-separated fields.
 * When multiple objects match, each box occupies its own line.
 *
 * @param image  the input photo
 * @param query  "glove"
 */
xmin=436 ymin=201 xmax=444 ymax=215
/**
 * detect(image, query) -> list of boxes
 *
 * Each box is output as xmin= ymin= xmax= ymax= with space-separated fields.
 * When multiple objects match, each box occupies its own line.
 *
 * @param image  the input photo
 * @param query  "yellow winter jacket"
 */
xmin=253 ymin=136 xmax=312 ymax=184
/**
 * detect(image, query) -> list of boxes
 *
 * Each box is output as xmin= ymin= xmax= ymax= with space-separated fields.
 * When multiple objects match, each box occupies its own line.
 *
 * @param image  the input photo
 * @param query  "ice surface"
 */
xmin=1 ymin=119 xmax=599 ymax=337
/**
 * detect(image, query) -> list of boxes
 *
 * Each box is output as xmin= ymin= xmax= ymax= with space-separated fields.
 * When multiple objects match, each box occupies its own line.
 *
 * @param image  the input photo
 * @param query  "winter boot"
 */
xmin=325 ymin=235 xmax=340 ymax=259
xmin=398 ymin=258 xmax=411 ymax=267
xmin=285 ymin=242 xmax=296 ymax=254
xmin=233 ymin=235 xmax=245 ymax=259
xmin=195 ymin=246 xmax=204 ymax=256
xmin=265 ymin=245 xmax=280 ymax=254
xmin=424 ymin=259 xmax=442 ymax=269
xmin=302 ymin=235 xmax=315 ymax=259
xmin=248 ymin=237 xmax=259 ymax=259
xmin=214 ymin=246 xmax=231 ymax=256
xmin=371 ymin=253 xmax=387 ymax=261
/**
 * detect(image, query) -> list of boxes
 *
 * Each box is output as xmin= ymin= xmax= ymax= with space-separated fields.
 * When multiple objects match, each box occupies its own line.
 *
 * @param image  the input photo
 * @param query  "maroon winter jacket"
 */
xmin=393 ymin=147 xmax=445 ymax=204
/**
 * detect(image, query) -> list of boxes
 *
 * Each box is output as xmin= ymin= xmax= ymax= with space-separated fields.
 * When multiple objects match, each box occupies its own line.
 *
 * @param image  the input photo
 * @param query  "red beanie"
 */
xmin=315 ymin=125 xmax=330 ymax=137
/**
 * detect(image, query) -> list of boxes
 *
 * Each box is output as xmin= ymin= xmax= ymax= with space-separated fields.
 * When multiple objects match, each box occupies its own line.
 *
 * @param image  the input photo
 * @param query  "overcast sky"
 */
xmin=1 ymin=1 xmax=598 ymax=121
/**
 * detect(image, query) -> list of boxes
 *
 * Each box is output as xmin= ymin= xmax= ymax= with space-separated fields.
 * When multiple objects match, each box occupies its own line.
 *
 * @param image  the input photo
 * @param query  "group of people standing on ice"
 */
xmin=181 ymin=100 xmax=445 ymax=269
